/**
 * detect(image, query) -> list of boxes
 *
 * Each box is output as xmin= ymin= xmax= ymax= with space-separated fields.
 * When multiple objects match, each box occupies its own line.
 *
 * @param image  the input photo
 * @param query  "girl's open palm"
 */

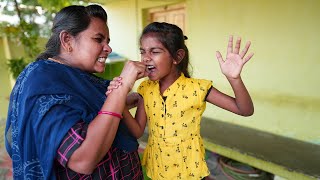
xmin=216 ymin=35 xmax=254 ymax=79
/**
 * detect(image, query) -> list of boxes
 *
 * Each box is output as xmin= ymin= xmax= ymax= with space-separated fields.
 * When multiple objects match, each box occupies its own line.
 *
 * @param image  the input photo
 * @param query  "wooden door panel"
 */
xmin=148 ymin=3 xmax=186 ymax=32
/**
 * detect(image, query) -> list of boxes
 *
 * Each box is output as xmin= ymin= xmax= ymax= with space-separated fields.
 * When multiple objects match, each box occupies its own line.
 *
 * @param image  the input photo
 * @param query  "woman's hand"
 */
xmin=215 ymin=35 xmax=254 ymax=79
xmin=119 ymin=60 xmax=146 ymax=91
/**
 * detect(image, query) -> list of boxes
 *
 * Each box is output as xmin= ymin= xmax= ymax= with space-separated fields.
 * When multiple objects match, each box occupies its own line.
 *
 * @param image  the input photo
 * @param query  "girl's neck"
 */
xmin=159 ymin=71 xmax=181 ymax=95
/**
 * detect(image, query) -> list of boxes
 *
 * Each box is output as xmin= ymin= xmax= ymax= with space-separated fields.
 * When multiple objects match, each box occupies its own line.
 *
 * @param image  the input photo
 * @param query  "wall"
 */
xmin=0 ymin=37 xmax=47 ymax=120
xmin=187 ymin=0 xmax=320 ymax=144
xmin=0 ymin=38 xmax=12 ymax=119
xmin=104 ymin=0 xmax=184 ymax=61
xmin=1 ymin=0 xmax=318 ymax=144
xmin=102 ymin=0 xmax=320 ymax=144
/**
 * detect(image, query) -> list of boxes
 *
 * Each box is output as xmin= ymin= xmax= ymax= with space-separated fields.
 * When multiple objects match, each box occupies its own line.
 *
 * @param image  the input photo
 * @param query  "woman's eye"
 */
xmin=95 ymin=38 xmax=103 ymax=43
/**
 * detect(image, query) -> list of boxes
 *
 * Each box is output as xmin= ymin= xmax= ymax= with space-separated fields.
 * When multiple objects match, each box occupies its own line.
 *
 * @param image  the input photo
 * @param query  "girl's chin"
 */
xmin=148 ymin=74 xmax=158 ymax=81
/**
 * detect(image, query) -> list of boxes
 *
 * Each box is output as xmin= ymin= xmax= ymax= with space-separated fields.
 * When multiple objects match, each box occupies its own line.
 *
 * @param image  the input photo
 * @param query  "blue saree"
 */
xmin=5 ymin=60 xmax=110 ymax=179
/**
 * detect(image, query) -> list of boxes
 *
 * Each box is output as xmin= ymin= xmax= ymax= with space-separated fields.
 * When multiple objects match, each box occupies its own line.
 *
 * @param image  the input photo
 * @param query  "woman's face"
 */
xmin=70 ymin=17 xmax=112 ymax=73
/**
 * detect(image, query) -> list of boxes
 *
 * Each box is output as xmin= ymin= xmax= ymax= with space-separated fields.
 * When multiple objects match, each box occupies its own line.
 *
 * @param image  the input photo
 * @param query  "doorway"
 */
xmin=147 ymin=3 xmax=186 ymax=33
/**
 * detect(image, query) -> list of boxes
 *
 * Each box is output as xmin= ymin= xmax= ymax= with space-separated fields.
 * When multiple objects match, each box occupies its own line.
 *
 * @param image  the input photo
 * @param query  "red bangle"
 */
xmin=98 ymin=111 xmax=123 ymax=119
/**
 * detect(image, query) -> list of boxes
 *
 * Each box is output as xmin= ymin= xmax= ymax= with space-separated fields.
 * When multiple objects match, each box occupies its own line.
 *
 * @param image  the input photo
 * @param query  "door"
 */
xmin=147 ymin=3 xmax=186 ymax=33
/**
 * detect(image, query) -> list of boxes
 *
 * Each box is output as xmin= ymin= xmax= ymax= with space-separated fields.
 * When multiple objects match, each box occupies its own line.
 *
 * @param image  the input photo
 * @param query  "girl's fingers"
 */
xmin=239 ymin=41 xmax=251 ymax=59
xmin=105 ymin=89 xmax=112 ymax=96
xmin=227 ymin=35 xmax=234 ymax=55
xmin=216 ymin=51 xmax=224 ymax=65
xmin=234 ymin=37 xmax=241 ymax=54
xmin=243 ymin=52 xmax=254 ymax=64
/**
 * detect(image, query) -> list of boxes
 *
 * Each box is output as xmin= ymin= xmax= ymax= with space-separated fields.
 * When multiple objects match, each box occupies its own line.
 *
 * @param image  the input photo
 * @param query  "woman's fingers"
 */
xmin=119 ymin=60 xmax=146 ymax=90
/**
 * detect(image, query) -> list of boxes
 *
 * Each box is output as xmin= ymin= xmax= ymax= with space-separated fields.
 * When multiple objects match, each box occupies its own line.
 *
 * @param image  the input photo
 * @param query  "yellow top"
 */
xmin=138 ymin=74 xmax=212 ymax=180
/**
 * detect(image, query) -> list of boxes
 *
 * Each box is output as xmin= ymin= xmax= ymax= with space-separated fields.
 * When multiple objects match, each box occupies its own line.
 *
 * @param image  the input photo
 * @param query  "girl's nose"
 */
xmin=142 ymin=55 xmax=151 ymax=62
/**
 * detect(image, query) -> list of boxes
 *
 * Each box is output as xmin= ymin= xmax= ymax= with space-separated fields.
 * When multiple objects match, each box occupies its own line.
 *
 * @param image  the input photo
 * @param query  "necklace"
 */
xmin=48 ymin=57 xmax=63 ymax=64
xmin=48 ymin=57 xmax=67 ymax=65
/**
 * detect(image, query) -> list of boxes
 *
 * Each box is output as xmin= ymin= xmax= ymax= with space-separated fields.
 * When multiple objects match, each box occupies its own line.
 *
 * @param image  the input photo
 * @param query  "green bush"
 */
xmin=6 ymin=58 xmax=28 ymax=79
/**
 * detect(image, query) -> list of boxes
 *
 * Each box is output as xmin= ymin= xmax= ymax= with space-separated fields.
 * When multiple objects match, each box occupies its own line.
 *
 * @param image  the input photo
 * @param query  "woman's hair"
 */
xmin=140 ymin=22 xmax=191 ymax=78
xmin=37 ymin=4 xmax=108 ymax=60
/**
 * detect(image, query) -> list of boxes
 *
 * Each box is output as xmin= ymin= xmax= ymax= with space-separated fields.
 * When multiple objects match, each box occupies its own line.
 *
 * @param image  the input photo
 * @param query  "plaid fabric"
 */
xmin=55 ymin=121 xmax=143 ymax=180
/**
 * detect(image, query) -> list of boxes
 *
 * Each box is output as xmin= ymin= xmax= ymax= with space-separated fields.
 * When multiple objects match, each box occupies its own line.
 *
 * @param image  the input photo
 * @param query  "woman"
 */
xmin=5 ymin=4 xmax=145 ymax=179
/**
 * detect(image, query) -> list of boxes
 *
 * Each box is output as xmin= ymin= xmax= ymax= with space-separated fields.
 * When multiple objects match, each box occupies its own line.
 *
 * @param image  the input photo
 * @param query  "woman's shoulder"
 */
xmin=23 ymin=59 xmax=66 ymax=75
xmin=18 ymin=60 xmax=82 ymax=88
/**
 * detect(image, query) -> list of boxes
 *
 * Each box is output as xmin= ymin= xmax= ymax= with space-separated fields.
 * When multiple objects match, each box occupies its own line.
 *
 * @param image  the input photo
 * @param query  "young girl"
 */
xmin=108 ymin=22 xmax=254 ymax=179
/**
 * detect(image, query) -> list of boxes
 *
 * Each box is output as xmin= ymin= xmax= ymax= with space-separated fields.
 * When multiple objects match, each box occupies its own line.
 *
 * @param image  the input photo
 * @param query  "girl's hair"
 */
xmin=36 ymin=4 xmax=108 ymax=60
xmin=140 ymin=22 xmax=191 ymax=78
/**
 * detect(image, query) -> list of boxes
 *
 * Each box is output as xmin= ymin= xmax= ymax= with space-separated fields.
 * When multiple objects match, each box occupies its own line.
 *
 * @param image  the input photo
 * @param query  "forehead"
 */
xmin=85 ymin=17 xmax=109 ymax=37
xmin=140 ymin=35 xmax=164 ymax=48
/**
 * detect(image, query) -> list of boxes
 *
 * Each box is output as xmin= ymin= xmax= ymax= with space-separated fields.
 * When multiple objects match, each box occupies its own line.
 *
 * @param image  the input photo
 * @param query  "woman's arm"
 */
xmin=67 ymin=61 xmax=146 ymax=174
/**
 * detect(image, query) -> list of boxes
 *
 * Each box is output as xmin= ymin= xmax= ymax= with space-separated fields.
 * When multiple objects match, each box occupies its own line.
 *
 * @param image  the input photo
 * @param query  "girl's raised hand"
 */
xmin=216 ymin=35 xmax=254 ymax=79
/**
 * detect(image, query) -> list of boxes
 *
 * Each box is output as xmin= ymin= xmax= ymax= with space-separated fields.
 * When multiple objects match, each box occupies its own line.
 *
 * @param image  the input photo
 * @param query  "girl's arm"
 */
xmin=122 ymin=98 xmax=147 ymax=138
xmin=206 ymin=35 xmax=254 ymax=116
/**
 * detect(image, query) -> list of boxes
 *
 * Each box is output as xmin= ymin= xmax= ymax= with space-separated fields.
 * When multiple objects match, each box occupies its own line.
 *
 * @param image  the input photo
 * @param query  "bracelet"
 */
xmin=98 ymin=111 xmax=123 ymax=119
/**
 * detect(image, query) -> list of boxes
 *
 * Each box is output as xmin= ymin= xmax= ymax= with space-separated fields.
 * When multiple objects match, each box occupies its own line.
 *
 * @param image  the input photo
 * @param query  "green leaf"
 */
xmin=6 ymin=58 xmax=29 ymax=79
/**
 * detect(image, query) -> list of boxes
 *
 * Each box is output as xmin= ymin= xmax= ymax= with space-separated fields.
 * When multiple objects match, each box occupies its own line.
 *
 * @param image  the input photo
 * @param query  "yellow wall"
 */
xmin=0 ymin=38 xmax=13 ymax=119
xmin=103 ymin=0 xmax=320 ymax=144
xmin=1 ymin=0 xmax=318 ymax=144
xmin=0 ymin=37 xmax=47 ymax=119
xmin=188 ymin=0 xmax=320 ymax=144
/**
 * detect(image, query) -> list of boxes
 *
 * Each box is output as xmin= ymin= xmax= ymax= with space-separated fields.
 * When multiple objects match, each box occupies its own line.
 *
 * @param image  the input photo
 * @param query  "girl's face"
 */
xmin=70 ymin=17 xmax=112 ymax=73
xmin=140 ymin=35 xmax=178 ymax=82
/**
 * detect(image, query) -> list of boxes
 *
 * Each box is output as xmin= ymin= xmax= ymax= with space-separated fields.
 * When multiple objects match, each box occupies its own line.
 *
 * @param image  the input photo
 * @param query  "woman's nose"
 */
xmin=103 ymin=44 xmax=112 ymax=54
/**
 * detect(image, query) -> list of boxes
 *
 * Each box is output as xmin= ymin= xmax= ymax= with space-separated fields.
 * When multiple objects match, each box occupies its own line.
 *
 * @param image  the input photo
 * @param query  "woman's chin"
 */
xmin=94 ymin=67 xmax=105 ymax=74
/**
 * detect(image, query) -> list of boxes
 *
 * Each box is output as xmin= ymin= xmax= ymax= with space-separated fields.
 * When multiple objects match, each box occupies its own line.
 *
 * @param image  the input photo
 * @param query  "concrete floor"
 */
xmin=200 ymin=117 xmax=320 ymax=178
xmin=139 ymin=117 xmax=320 ymax=179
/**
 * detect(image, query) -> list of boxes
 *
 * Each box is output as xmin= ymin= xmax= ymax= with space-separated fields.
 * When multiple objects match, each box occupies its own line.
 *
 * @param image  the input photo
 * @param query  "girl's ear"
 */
xmin=175 ymin=49 xmax=186 ymax=64
xmin=59 ymin=30 xmax=73 ymax=53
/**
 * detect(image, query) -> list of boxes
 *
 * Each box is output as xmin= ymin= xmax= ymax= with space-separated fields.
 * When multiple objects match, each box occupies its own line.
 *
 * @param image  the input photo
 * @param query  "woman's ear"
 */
xmin=175 ymin=49 xmax=185 ymax=64
xmin=59 ymin=30 xmax=73 ymax=53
